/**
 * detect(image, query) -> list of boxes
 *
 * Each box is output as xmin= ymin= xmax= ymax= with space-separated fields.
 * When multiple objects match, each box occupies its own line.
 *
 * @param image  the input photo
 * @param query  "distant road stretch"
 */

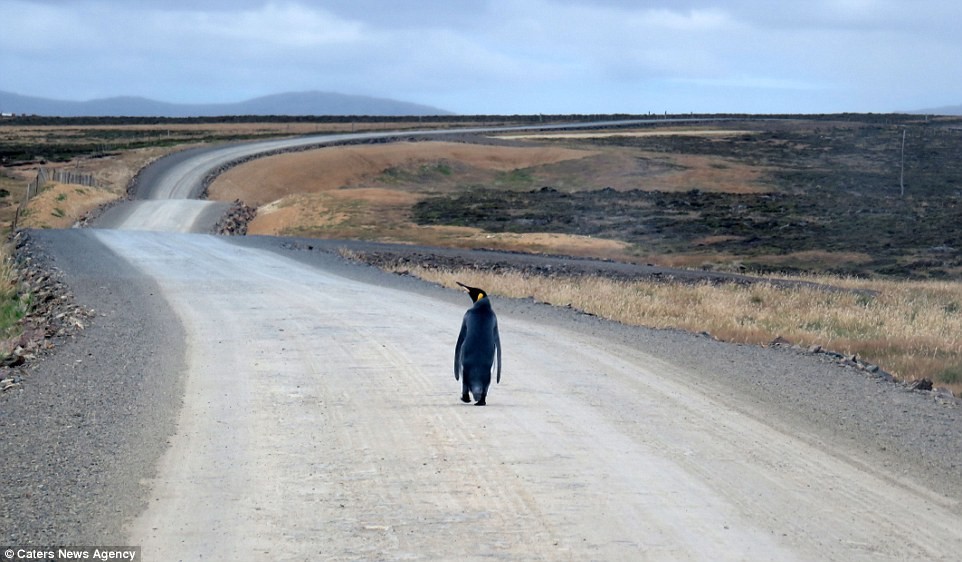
xmin=91 ymin=117 xmax=731 ymax=233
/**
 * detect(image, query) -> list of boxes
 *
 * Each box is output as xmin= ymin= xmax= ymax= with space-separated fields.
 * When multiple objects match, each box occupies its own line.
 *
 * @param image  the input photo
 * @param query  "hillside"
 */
xmin=0 ymin=90 xmax=451 ymax=117
xmin=910 ymin=103 xmax=962 ymax=115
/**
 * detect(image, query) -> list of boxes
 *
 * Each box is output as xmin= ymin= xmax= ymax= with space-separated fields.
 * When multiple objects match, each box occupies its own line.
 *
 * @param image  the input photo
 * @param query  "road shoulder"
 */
xmin=1 ymin=229 xmax=187 ymax=545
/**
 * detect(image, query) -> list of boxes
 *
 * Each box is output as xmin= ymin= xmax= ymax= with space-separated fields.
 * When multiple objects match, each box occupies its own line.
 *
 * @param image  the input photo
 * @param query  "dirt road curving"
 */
xmin=64 ymin=229 xmax=956 ymax=560
xmin=6 ymin=122 xmax=961 ymax=559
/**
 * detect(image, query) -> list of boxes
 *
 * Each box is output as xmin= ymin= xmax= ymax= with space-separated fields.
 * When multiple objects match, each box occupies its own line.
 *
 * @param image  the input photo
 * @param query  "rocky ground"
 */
xmin=0 ymin=231 xmax=94 ymax=393
xmin=2 ymin=228 xmax=186 ymax=545
xmin=0 ymin=196 xmax=264 ymax=395
xmin=211 ymin=199 xmax=257 ymax=235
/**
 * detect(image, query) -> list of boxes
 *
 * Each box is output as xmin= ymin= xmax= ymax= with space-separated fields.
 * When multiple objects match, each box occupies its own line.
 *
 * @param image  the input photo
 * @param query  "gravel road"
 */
xmin=1 ymin=229 xmax=186 ymax=546
xmin=4 ymin=121 xmax=962 ymax=559
xmin=4 ymin=228 xmax=961 ymax=560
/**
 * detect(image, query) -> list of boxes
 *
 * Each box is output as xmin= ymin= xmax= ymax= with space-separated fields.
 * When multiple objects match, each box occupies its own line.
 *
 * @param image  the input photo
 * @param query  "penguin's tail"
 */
xmin=470 ymin=382 xmax=485 ymax=402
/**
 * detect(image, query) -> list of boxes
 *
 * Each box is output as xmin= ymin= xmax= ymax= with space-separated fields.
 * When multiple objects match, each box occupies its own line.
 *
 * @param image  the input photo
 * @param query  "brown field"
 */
xmin=655 ymin=153 xmax=768 ymax=193
xmin=499 ymin=128 xmax=754 ymax=139
xmin=643 ymin=249 xmax=877 ymax=272
xmin=494 ymin=128 xmax=769 ymax=193
xmin=209 ymin=133 xmax=767 ymax=255
xmin=2 ymin=146 xmax=175 ymax=235
xmin=8 ymin=124 xmax=767 ymax=241
xmin=16 ymin=182 xmax=118 ymax=229
xmin=210 ymin=140 xmax=637 ymax=255
xmin=209 ymin=141 xmax=598 ymax=205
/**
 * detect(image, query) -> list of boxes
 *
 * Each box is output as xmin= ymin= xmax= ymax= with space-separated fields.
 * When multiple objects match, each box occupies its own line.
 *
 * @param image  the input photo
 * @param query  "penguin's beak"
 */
xmin=456 ymin=281 xmax=485 ymax=302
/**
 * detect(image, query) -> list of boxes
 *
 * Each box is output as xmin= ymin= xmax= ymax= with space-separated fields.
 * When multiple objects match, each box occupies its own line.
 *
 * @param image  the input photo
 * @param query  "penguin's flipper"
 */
xmin=494 ymin=321 xmax=502 ymax=384
xmin=454 ymin=319 xmax=467 ymax=380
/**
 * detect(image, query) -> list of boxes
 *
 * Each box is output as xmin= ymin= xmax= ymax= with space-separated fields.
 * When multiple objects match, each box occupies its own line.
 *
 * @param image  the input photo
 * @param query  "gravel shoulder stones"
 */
xmin=1 ymin=229 xmax=186 ymax=545
xmin=210 ymin=200 xmax=257 ymax=235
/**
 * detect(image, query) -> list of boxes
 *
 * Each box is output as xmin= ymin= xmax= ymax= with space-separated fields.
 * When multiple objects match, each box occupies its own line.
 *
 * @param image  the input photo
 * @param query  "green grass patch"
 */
xmin=423 ymin=162 xmax=452 ymax=176
xmin=936 ymin=364 xmax=962 ymax=385
xmin=379 ymin=161 xmax=454 ymax=184
xmin=0 ymin=293 xmax=28 ymax=338
xmin=495 ymin=168 xmax=534 ymax=187
xmin=0 ymin=249 xmax=27 ymax=345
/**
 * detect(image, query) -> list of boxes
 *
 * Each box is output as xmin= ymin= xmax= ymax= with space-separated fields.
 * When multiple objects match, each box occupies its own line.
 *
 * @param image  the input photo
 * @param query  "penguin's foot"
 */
xmin=460 ymin=393 xmax=471 ymax=403
xmin=475 ymin=398 xmax=486 ymax=406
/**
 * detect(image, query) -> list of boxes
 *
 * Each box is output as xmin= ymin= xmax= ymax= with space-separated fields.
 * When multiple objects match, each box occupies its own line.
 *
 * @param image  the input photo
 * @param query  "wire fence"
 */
xmin=12 ymin=167 xmax=97 ymax=231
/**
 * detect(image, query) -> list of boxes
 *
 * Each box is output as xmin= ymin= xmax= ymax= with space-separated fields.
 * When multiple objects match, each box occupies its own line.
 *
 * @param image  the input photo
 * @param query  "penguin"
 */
xmin=454 ymin=281 xmax=502 ymax=406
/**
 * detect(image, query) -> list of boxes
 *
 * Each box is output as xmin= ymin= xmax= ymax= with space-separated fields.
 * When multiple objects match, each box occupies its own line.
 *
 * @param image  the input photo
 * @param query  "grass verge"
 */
xmin=378 ymin=261 xmax=962 ymax=395
xmin=0 ymin=243 xmax=27 ymax=349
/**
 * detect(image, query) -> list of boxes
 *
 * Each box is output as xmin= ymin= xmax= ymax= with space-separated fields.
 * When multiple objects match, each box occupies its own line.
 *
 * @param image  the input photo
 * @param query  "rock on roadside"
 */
xmin=211 ymin=199 xmax=257 ymax=236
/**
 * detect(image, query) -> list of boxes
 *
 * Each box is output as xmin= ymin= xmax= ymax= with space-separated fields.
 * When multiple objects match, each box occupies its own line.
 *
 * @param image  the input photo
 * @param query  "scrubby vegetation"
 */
xmin=386 ymin=263 xmax=962 ymax=393
xmin=0 ymin=244 xmax=28 ymax=345
xmin=415 ymin=118 xmax=962 ymax=279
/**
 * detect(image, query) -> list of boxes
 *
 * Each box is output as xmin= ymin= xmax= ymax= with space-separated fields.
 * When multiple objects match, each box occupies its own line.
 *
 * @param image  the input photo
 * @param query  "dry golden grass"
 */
xmin=497 ymin=128 xmax=755 ymax=140
xmin=87 ymin=146 xmax=175 ymax=193
xmin=252 ymin=190 xmax=631 ymax=258
xmin=4 ymin=145 xmax=182 ymax=229
xmin=658 ymin=153 xmax=768 ymax=193
xmin=222 ymin=140 xmax=634 ymax=256
xmin=251 ymin=189 xmax=415 ymax=239
xmin=209 ymin=141 xmax=597 ymax=206
xmin=213 ymin=137 xmax=768 ymax=264
xmin=632 ymin=250 xmax=877 ymax=273
xmin=381 ymin=264 xmax=962 ymax=394
xmin=18 ymin=182 xmax=119 ymax=229
xmin=0 ymin=242 xmax=28 ymax=349
xmin=494 ymin=129 xmax=770 ymax=194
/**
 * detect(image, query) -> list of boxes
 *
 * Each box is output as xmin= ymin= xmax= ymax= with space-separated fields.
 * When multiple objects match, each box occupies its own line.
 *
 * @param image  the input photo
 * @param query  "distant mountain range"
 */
xmin=910 ymin=103 xmax=962 ymax=116
xmin=0 ymin=90 xmax=452 ymax=117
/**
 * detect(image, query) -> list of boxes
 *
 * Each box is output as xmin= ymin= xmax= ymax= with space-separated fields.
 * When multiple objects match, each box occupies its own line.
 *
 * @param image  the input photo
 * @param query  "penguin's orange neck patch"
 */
xmin=475 ymin=292 xmax=485 ymax=302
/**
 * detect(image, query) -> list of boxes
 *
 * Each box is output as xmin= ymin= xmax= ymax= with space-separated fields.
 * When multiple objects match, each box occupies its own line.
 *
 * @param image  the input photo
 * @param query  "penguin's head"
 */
xmin=456 ymin=281 xmax=487 ymax=303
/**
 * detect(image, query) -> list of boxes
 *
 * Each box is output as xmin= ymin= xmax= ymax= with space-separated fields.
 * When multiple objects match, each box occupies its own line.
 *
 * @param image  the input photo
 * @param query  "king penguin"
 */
xmin=454 ymin=281 xmax=502 ymax=406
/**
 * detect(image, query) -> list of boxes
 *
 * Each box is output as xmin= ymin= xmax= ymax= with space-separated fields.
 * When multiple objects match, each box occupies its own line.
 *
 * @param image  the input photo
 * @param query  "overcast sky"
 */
xmin=2 ymin=0 xmax=960 ymax=114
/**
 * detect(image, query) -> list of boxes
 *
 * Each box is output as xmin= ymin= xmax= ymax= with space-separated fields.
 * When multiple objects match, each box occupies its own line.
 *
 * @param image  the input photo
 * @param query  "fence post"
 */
xmin=13 ymin=168 xmax=45 ymax=232
xmin=11 ymin=167 xmax=98 ymax=232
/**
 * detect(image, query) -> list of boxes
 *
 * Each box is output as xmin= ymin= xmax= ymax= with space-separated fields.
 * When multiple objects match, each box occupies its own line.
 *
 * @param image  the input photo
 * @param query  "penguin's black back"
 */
xmin=460 ymin=297 xmax=498 ymax=362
